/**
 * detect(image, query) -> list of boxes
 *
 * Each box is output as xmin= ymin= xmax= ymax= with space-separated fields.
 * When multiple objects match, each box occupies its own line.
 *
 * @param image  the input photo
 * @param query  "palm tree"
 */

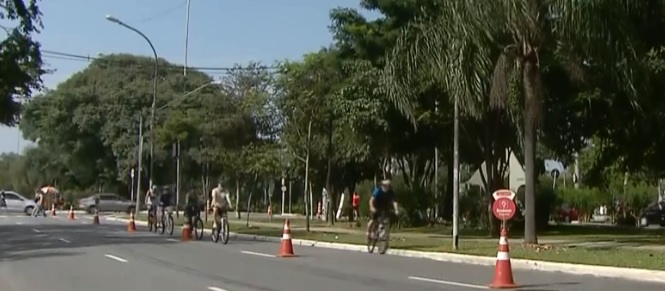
xmin=384 ymin=0 xmax=645 ymax=244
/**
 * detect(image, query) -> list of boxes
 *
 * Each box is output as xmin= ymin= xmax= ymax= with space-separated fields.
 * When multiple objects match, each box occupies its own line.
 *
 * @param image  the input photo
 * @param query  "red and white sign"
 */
xmin=492 ymin=197 xmax=517 ymax=221
xmin=492 ymin=189 xmax=516 ymax=201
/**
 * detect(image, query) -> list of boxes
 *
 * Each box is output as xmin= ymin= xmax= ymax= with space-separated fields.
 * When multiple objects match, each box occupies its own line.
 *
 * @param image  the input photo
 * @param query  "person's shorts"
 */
xmin=185 ymin=204 xmax=199 ymax=216
xmin=371 ymin=208 xmax=389 ymax=221
xmin=214 ymin=204 xmax=229 ymax=215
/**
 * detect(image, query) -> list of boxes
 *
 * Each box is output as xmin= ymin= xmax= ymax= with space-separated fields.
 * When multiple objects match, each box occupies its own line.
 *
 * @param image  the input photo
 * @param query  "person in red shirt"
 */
xmin=352 ymin=192 xmax=360 ymax=220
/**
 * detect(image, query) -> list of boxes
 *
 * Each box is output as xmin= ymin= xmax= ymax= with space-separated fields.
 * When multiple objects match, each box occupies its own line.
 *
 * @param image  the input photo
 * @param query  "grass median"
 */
xmin=113 ymin=213 xmax=665 ymax=271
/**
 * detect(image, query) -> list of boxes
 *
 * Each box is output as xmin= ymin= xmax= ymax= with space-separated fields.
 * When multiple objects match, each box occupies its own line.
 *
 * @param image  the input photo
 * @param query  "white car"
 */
xmin=1 ymin=191 xmax=37 ymax=215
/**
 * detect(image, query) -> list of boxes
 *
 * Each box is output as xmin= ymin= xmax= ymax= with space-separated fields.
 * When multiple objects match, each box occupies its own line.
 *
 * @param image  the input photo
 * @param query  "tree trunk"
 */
xmin=235 ymin=177 xmax=241 ymax=219
xmin=325 ymin=117 xmax=334 ymax=226
xmin=303 ymin=118 xmax=313 ymax=232
xmin=523 ymin=60 xmax=539 ymax=244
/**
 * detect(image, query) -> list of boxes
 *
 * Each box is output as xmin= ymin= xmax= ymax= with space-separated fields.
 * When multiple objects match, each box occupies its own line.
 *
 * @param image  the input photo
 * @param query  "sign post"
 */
xmin=491 ymin=189 xmax=517 ymax=231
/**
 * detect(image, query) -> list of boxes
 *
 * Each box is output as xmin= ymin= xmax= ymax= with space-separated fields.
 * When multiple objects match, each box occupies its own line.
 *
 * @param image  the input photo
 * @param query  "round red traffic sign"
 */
xmin=492 ymin=197 xmax=517 ymax=221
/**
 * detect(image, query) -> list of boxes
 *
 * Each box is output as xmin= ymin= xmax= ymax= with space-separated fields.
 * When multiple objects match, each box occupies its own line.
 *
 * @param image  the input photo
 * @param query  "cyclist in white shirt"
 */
xmin=210 ymin=183 xmax=232 ymax=225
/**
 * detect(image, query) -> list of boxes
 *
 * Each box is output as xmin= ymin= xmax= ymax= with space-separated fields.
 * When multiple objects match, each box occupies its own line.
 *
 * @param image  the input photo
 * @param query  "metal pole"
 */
xmin=105 ymin=16 xmax=159 ymax=190
xmin=184 ymin=0 xmax=191 ymax=78
xmin=175 ymin=141 xmax=181 ymax=218
xmin=288 ymin=179 xmax=292 ymax=213
xmin=434 ymin=100 xmax=439 ymax=219
xmin=452 ymin=95 xmax=460 ymax=250
xmin=130 ymin=168 xmax=135 ymax=202
xmin=136 ymin=116 xmax=144 ymax=217
xmin=281 ymin=177 xmax=285 ymax=215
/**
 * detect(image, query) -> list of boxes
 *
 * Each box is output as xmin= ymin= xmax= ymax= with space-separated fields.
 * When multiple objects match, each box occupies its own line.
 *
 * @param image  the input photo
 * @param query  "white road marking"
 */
xmin=241 ymin=250 xmax=275 ymax=258
xmin=165 ymin=238 xmax=179 ymax=242
xmin=104 ymin=254 xmax=128 ymax=263
xmin=15 ymin=221 xmax=22 ymax=225
xmin=32 ymin=228 xmax=41 ymax=233
xmin=58 ymin=238 xmax=71 ymax=243
xmin=408 ymin=276 xmax=489 ymax=289
xmin=208 ymin=287 xmax=229 ymax=291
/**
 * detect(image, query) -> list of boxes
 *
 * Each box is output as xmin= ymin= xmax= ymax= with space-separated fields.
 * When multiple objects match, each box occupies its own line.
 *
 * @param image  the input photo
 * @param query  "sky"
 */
xmin=0 ymin=0 xmax=377 ymax=154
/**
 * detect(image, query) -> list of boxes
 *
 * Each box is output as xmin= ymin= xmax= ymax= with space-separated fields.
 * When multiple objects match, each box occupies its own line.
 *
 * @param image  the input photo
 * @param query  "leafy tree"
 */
xmin=0 ymin=0 xmax=44 ymax=125
xmin=385 ymin=0 xmax=647 ymax=244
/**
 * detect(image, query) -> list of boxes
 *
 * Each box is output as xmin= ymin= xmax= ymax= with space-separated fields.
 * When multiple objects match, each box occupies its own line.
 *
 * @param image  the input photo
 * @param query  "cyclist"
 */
xmin=184 ymin=190 xmax=200 ymax=227
xmin=366 ymin=179 xmax=399 ymax=241
xmin=145 ymin=185 xmax=158 ymax=221
xmin=211 ymin=183 xmax=232 ymax=227
xmin=157 ymin=186 xmax=172 ymax=220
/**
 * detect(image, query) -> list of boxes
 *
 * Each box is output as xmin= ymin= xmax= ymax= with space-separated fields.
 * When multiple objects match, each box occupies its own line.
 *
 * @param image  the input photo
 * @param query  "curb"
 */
xmin=103 ymin=216 xmax=665 ymax=284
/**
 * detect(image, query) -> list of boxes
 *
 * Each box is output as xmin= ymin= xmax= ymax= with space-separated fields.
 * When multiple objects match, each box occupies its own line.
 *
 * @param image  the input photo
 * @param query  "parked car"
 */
xmin=78 ymin=193 xmax=135 ymax=214
xmin=557 ymin=204 xmax=579 ymax=223
xmin=1 ymin=191 xmax=37 ymax=215
xmin=638 ymin=201 xmax=665 ymax=227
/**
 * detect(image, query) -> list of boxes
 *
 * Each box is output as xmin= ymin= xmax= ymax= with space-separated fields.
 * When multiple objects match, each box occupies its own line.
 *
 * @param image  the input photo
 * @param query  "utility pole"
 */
xmin=434 ymin=100 xmax=439 ymax=219
xmin=452 ymin=95 xmax=460 ymax=250
xmin=135 ymin=116 xmax=144 ymax=218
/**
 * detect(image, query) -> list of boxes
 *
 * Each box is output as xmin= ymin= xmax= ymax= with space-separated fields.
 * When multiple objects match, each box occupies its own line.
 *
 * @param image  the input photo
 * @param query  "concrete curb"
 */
xmin=103 ymin=216 xmax=665 ymax=284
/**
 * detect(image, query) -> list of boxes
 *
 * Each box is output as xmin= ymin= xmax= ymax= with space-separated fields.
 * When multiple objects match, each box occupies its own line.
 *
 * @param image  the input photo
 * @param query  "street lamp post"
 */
xmin=106 ymin=14 xmax=159 ymax=192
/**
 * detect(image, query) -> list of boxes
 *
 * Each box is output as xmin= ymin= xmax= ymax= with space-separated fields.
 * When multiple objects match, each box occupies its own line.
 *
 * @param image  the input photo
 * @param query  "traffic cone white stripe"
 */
xmin=499 ymin=237 xmax=507 ymax=245
xmin=282 ymin=233 xmax=291 ymax=239
xmin=496 ymin=251 xmax=510 ymax=260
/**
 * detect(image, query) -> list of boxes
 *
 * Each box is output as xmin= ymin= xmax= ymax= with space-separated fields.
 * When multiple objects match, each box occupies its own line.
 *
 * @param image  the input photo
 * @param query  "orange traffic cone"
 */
xmin=181 ymin=223 xmax=192 ymax=241
xmin=127 ymin=212 xmax=136 ymax=232
xmin=277 ymin=219 xmax=296 ymax=257
xmin=50 ymin=204 xmax=56 ymax=216
xmin=92 ymin=209 xmax=100 ymax=225
xmin=489 ymin=227 xmax=517 ymax=289
xmin=67 ymin=206 xmax=75 ymax=220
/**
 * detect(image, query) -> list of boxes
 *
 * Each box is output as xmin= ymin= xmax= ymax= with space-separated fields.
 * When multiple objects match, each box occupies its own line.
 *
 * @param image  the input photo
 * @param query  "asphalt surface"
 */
xmin=0 ymin=212 xmax=664 ymax=291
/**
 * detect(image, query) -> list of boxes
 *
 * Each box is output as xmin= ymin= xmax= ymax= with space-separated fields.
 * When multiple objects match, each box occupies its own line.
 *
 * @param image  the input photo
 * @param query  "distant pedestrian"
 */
xmin=32 ymin=190 xmax=45 ymax=217
xmin=352 ymin=192 xmax=360 ymax=220
xmin=0 ymin=191 xmax=6 ymax=211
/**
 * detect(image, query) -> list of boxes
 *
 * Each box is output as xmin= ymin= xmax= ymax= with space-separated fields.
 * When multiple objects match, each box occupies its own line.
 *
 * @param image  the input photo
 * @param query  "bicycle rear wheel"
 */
xmin=194 ymin=217 xmax=204 ymax=240
xmin=366 ymin=224 xmax=378 ymax=253
xmin=148 ymin=214 xmax=154 ymax=232
xmin=159 ymin=214 xmax=166 ymax=235
xmin=166 ymin=215 xmax=174 ymax=235
xmin=377 ymin=219 xmax=390 ymax=254
xmin=221 ymin=217 xmax=230 ymax=244
xmin=211 ymin=220 xmax=221 ymax=243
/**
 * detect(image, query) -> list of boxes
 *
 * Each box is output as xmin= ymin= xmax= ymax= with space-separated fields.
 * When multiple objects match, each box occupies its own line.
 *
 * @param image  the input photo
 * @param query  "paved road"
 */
xmin=0 ymin=213 xmax=664 ymax=291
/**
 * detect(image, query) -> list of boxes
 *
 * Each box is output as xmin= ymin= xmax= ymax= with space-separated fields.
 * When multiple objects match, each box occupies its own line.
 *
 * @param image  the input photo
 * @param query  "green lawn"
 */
xmin=116 ymin=213 xmax=665 ymax=270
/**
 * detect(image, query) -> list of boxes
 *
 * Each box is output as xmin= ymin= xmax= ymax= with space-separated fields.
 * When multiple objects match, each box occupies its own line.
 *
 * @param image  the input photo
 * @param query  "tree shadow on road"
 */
xmin=0 ymin=250 xmax=84 ymax=262
xmin=0 ymin=221 xmax=265 ymax=262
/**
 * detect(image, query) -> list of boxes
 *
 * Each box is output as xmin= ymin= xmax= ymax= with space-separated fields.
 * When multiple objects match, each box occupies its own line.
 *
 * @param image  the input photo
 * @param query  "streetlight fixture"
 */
xmin=106 ymin=14 xmax=159 ymax=194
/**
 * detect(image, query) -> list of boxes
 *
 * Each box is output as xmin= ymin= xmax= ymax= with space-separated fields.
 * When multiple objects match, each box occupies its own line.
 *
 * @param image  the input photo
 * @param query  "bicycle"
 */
xmin=191 ymin=210 xmax=204 ymax=240
xmin=159 ymin=207 xmax=174 ymax=236
xmin=211 ymin=208 xmax=230 ymax=244
xmin=147 ymin=207 xmax=158 ymax=232
xmin=367 ymin=212 xmax=391 ymax=254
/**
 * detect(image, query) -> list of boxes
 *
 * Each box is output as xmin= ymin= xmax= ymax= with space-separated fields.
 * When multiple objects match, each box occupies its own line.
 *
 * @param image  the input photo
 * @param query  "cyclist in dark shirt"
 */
xmin=366 ymin=179 xmax=399 ymax=240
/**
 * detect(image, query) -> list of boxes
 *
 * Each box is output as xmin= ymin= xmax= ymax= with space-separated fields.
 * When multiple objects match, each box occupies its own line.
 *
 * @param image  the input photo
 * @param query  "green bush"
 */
xmin=558 ymin=187 xmax=609 ymax=222
xmin=621 ymin=182 xmax=656 ymax=223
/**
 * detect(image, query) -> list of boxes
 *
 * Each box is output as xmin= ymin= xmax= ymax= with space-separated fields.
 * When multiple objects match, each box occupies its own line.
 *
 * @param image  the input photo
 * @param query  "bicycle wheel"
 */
xmin=366 ymin=224 xmax=378 ymax=253
xmin=159 ymin=214 xmax=166 ymax=235
xmin=211 ymin=220 xmax=221 ymax=243
xmin=148 ymin=214 xmax=154 ymax=232
xmin=221 ymin=217 xmax=230 ymax=244
xmin=166 ymin=214 xmax=174 ymax=235
xmin=194 ymin=217 xmax=204 ymax=240
xmin=378 ymin=220 xmax=390 ymax=255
